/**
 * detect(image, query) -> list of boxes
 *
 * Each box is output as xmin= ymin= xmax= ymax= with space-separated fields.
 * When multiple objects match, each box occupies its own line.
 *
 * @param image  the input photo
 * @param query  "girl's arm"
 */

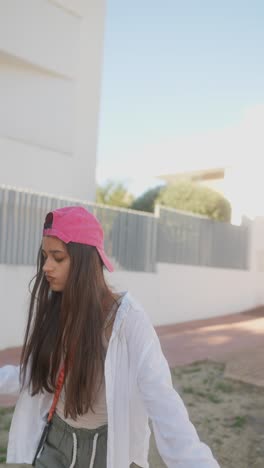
xmin=137 ymin=331 xmax=220 ymax=468
xmin=0 ymin=365 xmax=20 ymax=396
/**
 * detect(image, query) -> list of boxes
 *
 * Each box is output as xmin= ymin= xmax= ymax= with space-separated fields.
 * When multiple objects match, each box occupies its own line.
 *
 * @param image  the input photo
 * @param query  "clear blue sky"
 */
xmin=96 ymin=0 xmax=264 ymax=196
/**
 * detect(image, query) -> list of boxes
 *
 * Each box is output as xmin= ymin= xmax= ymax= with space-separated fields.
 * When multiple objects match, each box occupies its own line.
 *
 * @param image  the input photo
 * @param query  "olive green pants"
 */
xmin=35 ymin=413 xmax=141 ymax=468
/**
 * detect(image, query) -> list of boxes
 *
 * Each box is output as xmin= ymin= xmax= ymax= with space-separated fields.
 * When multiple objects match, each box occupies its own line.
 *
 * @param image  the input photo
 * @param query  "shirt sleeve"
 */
xmin=0 ymin=365 xmax=20 ymax=396
xmin=137 ymin=332 xmax=220 ymax=468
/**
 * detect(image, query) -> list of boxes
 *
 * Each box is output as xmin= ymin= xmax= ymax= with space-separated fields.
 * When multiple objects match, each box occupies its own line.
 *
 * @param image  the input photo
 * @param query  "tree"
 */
xmin=96 ymin=181 xmax=134 ymax=208
xmin=157 ymin=181 xmax=231 ymax=222
xmin=130 ymin=186 xmax=163 ymax=213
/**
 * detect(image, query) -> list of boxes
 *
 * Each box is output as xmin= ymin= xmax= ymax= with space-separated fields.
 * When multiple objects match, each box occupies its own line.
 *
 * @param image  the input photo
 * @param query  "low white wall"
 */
xmin=109 ymin=263 xmax=264 ymax=326
xmin=1 ymin=262 xmax=264 ymax=350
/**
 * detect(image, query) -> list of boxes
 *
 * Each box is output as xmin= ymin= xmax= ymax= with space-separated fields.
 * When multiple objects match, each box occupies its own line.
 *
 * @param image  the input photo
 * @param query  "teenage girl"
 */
xmin=0 ymin=206 xmax=220 ymax=468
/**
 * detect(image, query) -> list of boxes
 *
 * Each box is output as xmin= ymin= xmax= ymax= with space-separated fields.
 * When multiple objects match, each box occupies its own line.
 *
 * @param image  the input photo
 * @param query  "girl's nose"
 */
xmin=42 ymin=258 xmax=53 ymax=273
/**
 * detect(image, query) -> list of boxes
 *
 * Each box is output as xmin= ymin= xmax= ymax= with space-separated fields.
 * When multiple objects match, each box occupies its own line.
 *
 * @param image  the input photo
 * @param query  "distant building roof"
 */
xmin=157 ymin=167 xmax=226 ymax=184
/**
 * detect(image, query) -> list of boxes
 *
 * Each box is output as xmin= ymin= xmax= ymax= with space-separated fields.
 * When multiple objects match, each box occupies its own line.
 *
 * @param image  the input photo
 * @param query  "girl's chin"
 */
xmin=50 ymin=285 xmax=63 ymax=292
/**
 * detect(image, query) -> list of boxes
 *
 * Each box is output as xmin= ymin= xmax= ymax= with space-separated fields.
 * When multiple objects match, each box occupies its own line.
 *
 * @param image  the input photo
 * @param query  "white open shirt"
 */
xmin=0 ymin=292 xmax=220 ymax=467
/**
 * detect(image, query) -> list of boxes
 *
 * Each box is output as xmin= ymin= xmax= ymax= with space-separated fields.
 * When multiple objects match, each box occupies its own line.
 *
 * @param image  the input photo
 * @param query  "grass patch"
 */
xmin=0 ymin=407 xmax=12 ymax=416
xmin=182 ymin=386 xmax=195 ymax=394
xmin=180 ymin=366 xmax=202 ymax=374
xmin=230 ymin=415 xmax=247 ymax=428
xmin=2 ymin=420 xmax=12 ymax=431
xmin=196 ymin=390 xmax=207 ymax=398
xmin=207 ymin=393 xmax=222 ymax=403
xmin=214 ymin=381 xmax=234 ymax=393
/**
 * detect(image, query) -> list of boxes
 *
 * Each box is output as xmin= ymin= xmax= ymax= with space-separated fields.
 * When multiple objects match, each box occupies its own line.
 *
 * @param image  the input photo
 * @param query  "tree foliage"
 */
xmin=96 ymin=181 xmax=134 ymax=208
xmin=130 ymin=186 xmax=163 ymax=212
xmin=96 ymin=179 xmax=232 ymax=222
xmin=157 ymin=181 xmax=231 ymax=222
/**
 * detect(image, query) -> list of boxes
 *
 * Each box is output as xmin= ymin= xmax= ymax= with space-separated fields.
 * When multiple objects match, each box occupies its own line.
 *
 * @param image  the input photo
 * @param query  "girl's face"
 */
xmin=42 ymin=236 xmax=71 ymax=292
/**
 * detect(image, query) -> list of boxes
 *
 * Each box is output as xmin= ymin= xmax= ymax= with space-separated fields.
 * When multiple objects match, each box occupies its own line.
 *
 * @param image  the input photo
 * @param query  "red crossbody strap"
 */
xmin=47 ymin=367 xmax=65 ymax=422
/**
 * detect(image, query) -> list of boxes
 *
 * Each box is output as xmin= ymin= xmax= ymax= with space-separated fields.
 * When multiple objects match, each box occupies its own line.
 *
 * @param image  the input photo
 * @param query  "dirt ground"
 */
xmin=0 ymin=360 xmax=263 ymax=467
xmin=149 ymin=361 xmax=264 ymax=468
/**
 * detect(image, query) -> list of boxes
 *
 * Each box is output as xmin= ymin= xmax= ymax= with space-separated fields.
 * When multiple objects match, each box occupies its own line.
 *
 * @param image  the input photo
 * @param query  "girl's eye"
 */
xmin=55 ymin=258 xmax=64 ymax=263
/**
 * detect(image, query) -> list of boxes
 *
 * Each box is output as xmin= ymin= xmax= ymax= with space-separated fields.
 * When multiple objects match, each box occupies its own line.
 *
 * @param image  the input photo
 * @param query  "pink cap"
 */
xmin=43 ymin=206 xmax=114 ymax=272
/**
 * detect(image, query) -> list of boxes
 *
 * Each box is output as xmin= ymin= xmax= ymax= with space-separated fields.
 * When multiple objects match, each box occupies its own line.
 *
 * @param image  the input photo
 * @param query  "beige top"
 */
xmin=56 ymin=301 xmax=118 ymax=429
xmin=56 ymin=374 xmax=108 ymax=429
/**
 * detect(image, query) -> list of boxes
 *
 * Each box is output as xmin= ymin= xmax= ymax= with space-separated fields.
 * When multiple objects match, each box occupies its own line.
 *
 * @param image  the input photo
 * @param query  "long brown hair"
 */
xmin=20 ymin=242 xmax=116 ymax=419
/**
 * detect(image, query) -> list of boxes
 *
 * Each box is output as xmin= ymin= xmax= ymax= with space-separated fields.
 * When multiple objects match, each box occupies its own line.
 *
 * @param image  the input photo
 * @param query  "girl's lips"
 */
xmin=46 ymin=276 xmax=55 ymax=282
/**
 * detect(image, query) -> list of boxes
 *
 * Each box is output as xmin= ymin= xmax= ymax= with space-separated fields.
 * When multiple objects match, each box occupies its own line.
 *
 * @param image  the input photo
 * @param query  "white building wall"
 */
xmin=0 ymin=0 xmax=105 ymax=200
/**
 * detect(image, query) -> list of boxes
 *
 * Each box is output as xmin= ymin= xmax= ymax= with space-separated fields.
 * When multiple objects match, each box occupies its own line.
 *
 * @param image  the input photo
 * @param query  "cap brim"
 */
xmin=96 ymin=247 xmax=114 ymax=272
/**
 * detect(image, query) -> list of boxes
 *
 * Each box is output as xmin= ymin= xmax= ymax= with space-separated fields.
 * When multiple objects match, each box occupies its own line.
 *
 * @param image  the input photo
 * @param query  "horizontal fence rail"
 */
xmin=0 ymin=187 xmax=157 ymax=272
xmin=157 ymin=206 xmax=249 ymax=270
xmin=0 ymin=187 xmax=250 ymax=271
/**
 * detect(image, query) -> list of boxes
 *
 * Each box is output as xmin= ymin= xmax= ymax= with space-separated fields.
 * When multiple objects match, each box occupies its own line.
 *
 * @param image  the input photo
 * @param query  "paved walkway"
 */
xmin=156 ymin=305 xmax=264 ymax=387
xmin=1 ymin=305 xmax=264 ymax=407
